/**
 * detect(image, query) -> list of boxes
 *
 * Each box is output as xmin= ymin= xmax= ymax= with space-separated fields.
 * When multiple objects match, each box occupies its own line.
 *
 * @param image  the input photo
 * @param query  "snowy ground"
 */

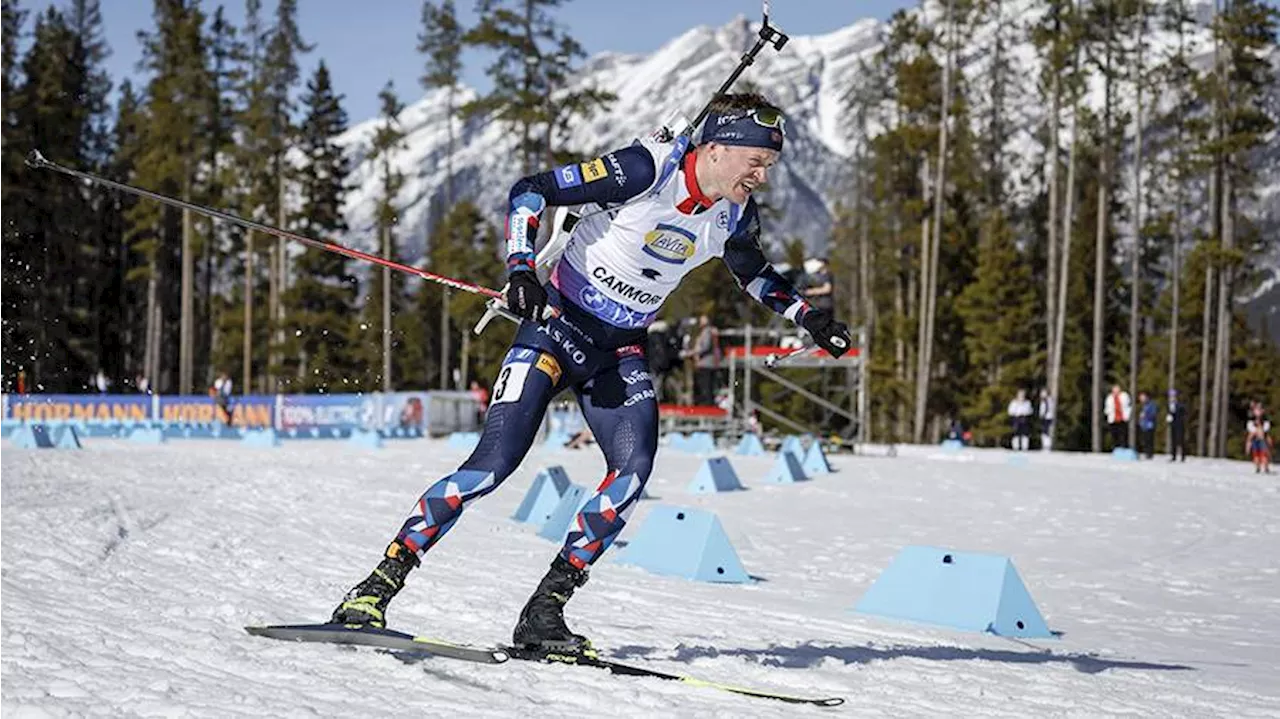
xmin=3 ymin=435 xmax=1279 ymax=717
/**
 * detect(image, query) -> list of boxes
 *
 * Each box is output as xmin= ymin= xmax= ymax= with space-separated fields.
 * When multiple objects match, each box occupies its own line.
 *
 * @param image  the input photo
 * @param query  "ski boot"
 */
xmin=512 ymin=556 xmax=592 ymax=655
xmin=330 ymin=540 xmax=419 ymax=628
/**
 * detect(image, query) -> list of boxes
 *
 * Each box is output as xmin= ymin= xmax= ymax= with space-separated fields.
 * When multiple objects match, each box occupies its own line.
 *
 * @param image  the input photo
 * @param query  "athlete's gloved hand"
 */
xmin=801 ymin=308 xmax=852 ymax=358
xmin=506 ymin=269 xmax=548 ymax=323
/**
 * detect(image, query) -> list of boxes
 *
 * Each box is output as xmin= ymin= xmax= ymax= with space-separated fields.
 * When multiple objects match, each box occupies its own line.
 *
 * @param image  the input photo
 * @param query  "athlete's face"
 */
xmin=705 ymin=144 xmax=779 ymax=204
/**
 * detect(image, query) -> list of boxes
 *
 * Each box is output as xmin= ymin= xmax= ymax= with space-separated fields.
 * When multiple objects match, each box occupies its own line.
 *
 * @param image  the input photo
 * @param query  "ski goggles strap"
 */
xmin=699 ymin=108 xmax=786 ymax=152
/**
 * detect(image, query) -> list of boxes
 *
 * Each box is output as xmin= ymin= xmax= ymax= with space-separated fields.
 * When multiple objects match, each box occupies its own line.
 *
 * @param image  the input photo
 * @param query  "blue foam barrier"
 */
xmin=348 ymin=428 xmax=384 ymax=449
xmin=941 ymin=438 xmax=965 ymax=453
xmin=240 ymin=428 xmax=281 ymax=448
xmin=682 ymin=431 xmax=716 ymax=454
xmin=380 ymin=426 xmax=425 ymax=439
xmin=1 ymin=420 xmax=22 ymax=438
xmin=780 ymin=435 xmax=806 ymax=460
xmin=513 ymin=466 xmax=573 ymax=524
xmin=214 ymin=425 xmax=241 ymax=440
xmin=543 ymin=429 xmax=571 ymax=448
xmin=50 ymin=424 xmax=82 ymax=449
xmin=128 ymin=427 xmax=166 ymax=445
xmin=1111 ymin=447 xmax=1138 ymax=461
xmin=761 ymin=450 xmax=808 ymax=484
xmin=10 ymin=424 xmax=54 ymax=448
xmin=735 ymin=432 xmax=765 ymax=456
xmin=854 ymin=545 xmax=1052 ymax=638
xmin=1007 ymin=453 xmax=1030 ymax=467
xmin=666 ymin=433 xmax=688 ymax=451
xmin=448 ymin=431 xmax=481 ymax=450
xmin=686 ymin=456 xmax=745 ymax=494
xmin=536 ymin=483 xmax=590 ymax=542
xmin=615 ymin=505 xmax=749 ymax=583
xmin=803 ymin=441 xmax=832 ymax=475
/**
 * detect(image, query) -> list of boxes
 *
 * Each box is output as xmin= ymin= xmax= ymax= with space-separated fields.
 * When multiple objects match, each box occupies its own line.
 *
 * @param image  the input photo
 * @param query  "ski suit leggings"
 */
xmin=392 ymin=313 xmax=658 ymax=570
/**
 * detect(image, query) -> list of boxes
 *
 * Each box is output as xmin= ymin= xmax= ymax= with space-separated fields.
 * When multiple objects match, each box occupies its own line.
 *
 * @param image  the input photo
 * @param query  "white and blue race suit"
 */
xmin=390 ymin=136 xmax=814 ymax=571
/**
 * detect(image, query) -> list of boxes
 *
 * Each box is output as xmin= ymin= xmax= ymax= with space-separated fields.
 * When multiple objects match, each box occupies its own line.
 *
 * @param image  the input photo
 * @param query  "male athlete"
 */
xmin=330 ymin=93 xmax=853 ymax=654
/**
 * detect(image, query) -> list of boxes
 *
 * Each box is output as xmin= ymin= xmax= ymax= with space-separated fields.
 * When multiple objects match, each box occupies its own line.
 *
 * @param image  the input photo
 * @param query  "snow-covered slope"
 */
xmin=4 ymin=438 xmax=1279 ymax=715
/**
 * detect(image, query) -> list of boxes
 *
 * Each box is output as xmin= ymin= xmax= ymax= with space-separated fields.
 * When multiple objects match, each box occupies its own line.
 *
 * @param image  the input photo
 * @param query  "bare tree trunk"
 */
xmin=1091 ymin=13 xmax=1114 ymax=453
xmin=267 ymin=239 xmax=278 ymax=392
xmin=1211 ymin=167 xmax=1233 ymax=456
xmin=382 ymin=226 xmax=392 ymax=392
xmin=276 ymin=177 xmax=288 ymax=391
xmin=1197 ymin=263 xmax=1215 ymax=456
xmin=1046 ymin=61 xmax=1061 ymax=392
xmin=145 ymin=260 xmax=159 ymax=387
xmin=440 ymin=291 xmax=451 ymax=389
xmin=1048 ymin=0 xmax=1080 ymax=452
xmin=1205 ymin=0 xmax=1225 ymax=457
xmin=914 ymin=0 xmax=955 ymax=444
xmin=1128 ymin=11 xmax=1144 ymax=451
xmin=243 ymin=231 xmax=253 ymax=395
xmin=180 ymin=196 xmax=194 ymax=395
xmin=1168 ymin=168 xmax=1183 ymax=449
xmin=458 ymin=328 xmax=471 ymax=390
xmin=913 ymin=156 xmax=932 ymax=441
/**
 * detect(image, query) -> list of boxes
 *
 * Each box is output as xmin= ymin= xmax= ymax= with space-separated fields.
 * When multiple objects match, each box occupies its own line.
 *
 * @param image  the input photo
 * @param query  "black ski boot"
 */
xmin=512 ymin=556 xmax=592 ymax=654
xmin=330 ymin=541 xmax=419 ymax=628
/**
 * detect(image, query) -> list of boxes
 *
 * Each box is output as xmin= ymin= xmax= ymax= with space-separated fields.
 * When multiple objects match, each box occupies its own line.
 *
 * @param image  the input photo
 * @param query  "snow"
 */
xmin=4 ymin=438 xmax=1280 ymax=716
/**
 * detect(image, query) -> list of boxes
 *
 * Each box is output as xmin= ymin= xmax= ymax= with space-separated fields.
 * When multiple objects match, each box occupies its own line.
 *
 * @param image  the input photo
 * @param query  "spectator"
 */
xmin=16 ymin=369 xmax=26 ymax=394
xmin=1246 ymin=402 xmax=1273 ymax=475
xmin=944 ymin=417 xmax=966 ymax=444
xmin=1137 ymin=391 xmax=1158 ymax=459
xmin=1007 ymin=389 xmax=1033 ymax=451
xmin=469 ymin=380 xmax=490 ymax=427
xmin=135 ymin=373 xmax=151 ymax=395
xmin=645 ymin=320 xmax=682 ymax=401
xmin=801 ymin=257 xmax=834 ymax=313
xmin=1104 ymin=384 xmax=1132 ymax=449
xmin=212 ymin=372 xmax=234 ymax=426
xmin=1166 ymin=389 xmax=1188 ymax=462
xmin=93 ymin=369 xmax=110 ymax=394
xmin=1038 ymin=388 xmax=1055 ymax=451
xmin=684 ymin=314 xmax=721 ymax=406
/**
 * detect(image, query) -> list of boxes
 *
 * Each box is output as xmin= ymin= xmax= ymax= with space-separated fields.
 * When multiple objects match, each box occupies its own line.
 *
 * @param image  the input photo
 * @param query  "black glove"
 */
xmin=506 ymin=270 xmax=548 ymax=323
xmin=801 ymin=308 xmax=852 ymax=358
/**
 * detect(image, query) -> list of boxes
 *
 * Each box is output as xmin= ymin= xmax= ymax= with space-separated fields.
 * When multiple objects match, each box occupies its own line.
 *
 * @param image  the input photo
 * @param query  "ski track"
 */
xmin=3 ymin=438 xmax=1279 ymax=717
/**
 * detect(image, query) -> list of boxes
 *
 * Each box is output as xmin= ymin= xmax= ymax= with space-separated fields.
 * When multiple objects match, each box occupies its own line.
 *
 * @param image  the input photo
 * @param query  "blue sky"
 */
xmin=28 ymin=0 xmax=916 ymax=122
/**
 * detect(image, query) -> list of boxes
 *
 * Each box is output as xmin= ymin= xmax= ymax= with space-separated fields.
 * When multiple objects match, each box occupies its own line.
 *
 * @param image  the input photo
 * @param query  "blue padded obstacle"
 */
xmin=348 ymin=428 xmax=384 ymax=449
xmin=940 ymin=438 xmax=965 ymax=453
xmin=543 ymin=429 xmax=571 ymax=448
xmin=687 ymin=456 xmax=745 ymax=494
xmin=854 ymin=546 xmax=1051 ymax=638
xmin=129 ymin=426 xmax=167 ymax=445
xmin=735 ymin=432 xmax=765 ymax=456
xmin=1006 ymin=453 xmax=1030 ymax=467
xmin=10 ymin=424 xmax=54 ymax=448
xmin=241 ymin=428 xmax=281 ymax=448
xmin=761 ymin=450 xmax=808 ymax=484
xmin=513 ymin=466 xmax=573 ymax=524
xmin=666 ymin=433 xmax=688 ymax=451
xmin=448 ymin=431 xmax=480 ymax=450
xmin=615 ymin=505 xmax=749 ymax=583
xmin=1111 ymin=447 xmax=1138 ymax=461
xmin=681 ymin=431 xmax=716 ymax=454
xmin=803 ymin=441 xmax=832 ymax=475
xmin=780 ymin=435 xmax=806 ymax=460
xmin=537 ymin=483 xmax=590 ymax=542
xmin=50 ymin=424 xmax=83 ymax=449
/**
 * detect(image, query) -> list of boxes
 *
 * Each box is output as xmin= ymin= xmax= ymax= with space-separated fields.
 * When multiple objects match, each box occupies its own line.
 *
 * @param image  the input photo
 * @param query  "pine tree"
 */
xmin=463 ymin=0 xmax=613 ymax=173
xmin=357 ymin=80 xmax=409 ymax=391
xmin=418 ymin=0 xmax=463 ymax=204
xmin=954 ymin=210 xmax=1040 ymax=445
xmin=280 ymin=60 xmax=357 ymax=393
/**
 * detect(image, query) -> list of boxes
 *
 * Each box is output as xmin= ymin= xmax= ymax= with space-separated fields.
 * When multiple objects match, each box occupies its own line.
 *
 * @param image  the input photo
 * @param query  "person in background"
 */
xmin=1246 ymin=402 xmax=1272 ymax=474
xmin=1007 ymin=389 xmax=1033 ymax=451
xmin=212 ymin=372 xmax=234 ymax=426
xmin=1104 ymin=384 xmax=1132 ymax=450
xmin=1038 ymin=388 xmax=1055 ymax=451
xmin=469 ymin=380 xmax=490 ymax=427
xmin=93 ymin=369 xmax=110 ymax=394
xmin=684 ymin=314 xmax=721 ymax=406
xmin=1166 ymin=389 xmax=1188 ymax=462
xmin=801 ymin=257 xmax=834 ymax=313
xmin=1137 ymin=391 xmax=1158 ymax=459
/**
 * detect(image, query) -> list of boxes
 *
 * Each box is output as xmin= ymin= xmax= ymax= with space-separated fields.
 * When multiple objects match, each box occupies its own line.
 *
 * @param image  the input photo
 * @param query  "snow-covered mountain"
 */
xmin=336 ymin=13 xmax=881 ymax=262
xmin=334 ymin=2 xmax=1278 ymax=308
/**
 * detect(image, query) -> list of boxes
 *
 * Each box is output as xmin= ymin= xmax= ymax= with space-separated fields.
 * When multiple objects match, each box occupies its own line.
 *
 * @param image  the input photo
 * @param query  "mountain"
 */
xmin=335 ymin=13 xmax=881 ymax=264
xmin=333 ymin=2 xmax=1278 ymax=317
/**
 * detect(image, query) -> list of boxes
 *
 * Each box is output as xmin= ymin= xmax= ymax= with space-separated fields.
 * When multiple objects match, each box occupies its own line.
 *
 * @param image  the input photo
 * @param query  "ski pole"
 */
xmin=25 ymin=149 xmax=512 ymax=305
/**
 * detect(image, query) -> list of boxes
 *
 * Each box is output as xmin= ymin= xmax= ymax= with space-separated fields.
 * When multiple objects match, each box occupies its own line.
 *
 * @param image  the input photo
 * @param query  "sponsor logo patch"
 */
xmin=554 ymin=163 xmax=583 ymax=189
xmin=641 ymin=223 xmax=697 ymax=265
xmin=535 ymin=353 xmax=562 ymax=384
xmin=606 ymin=153 xmax=626 ymax=187
xmin=580 ymin=158 xmax=608 ymax=183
